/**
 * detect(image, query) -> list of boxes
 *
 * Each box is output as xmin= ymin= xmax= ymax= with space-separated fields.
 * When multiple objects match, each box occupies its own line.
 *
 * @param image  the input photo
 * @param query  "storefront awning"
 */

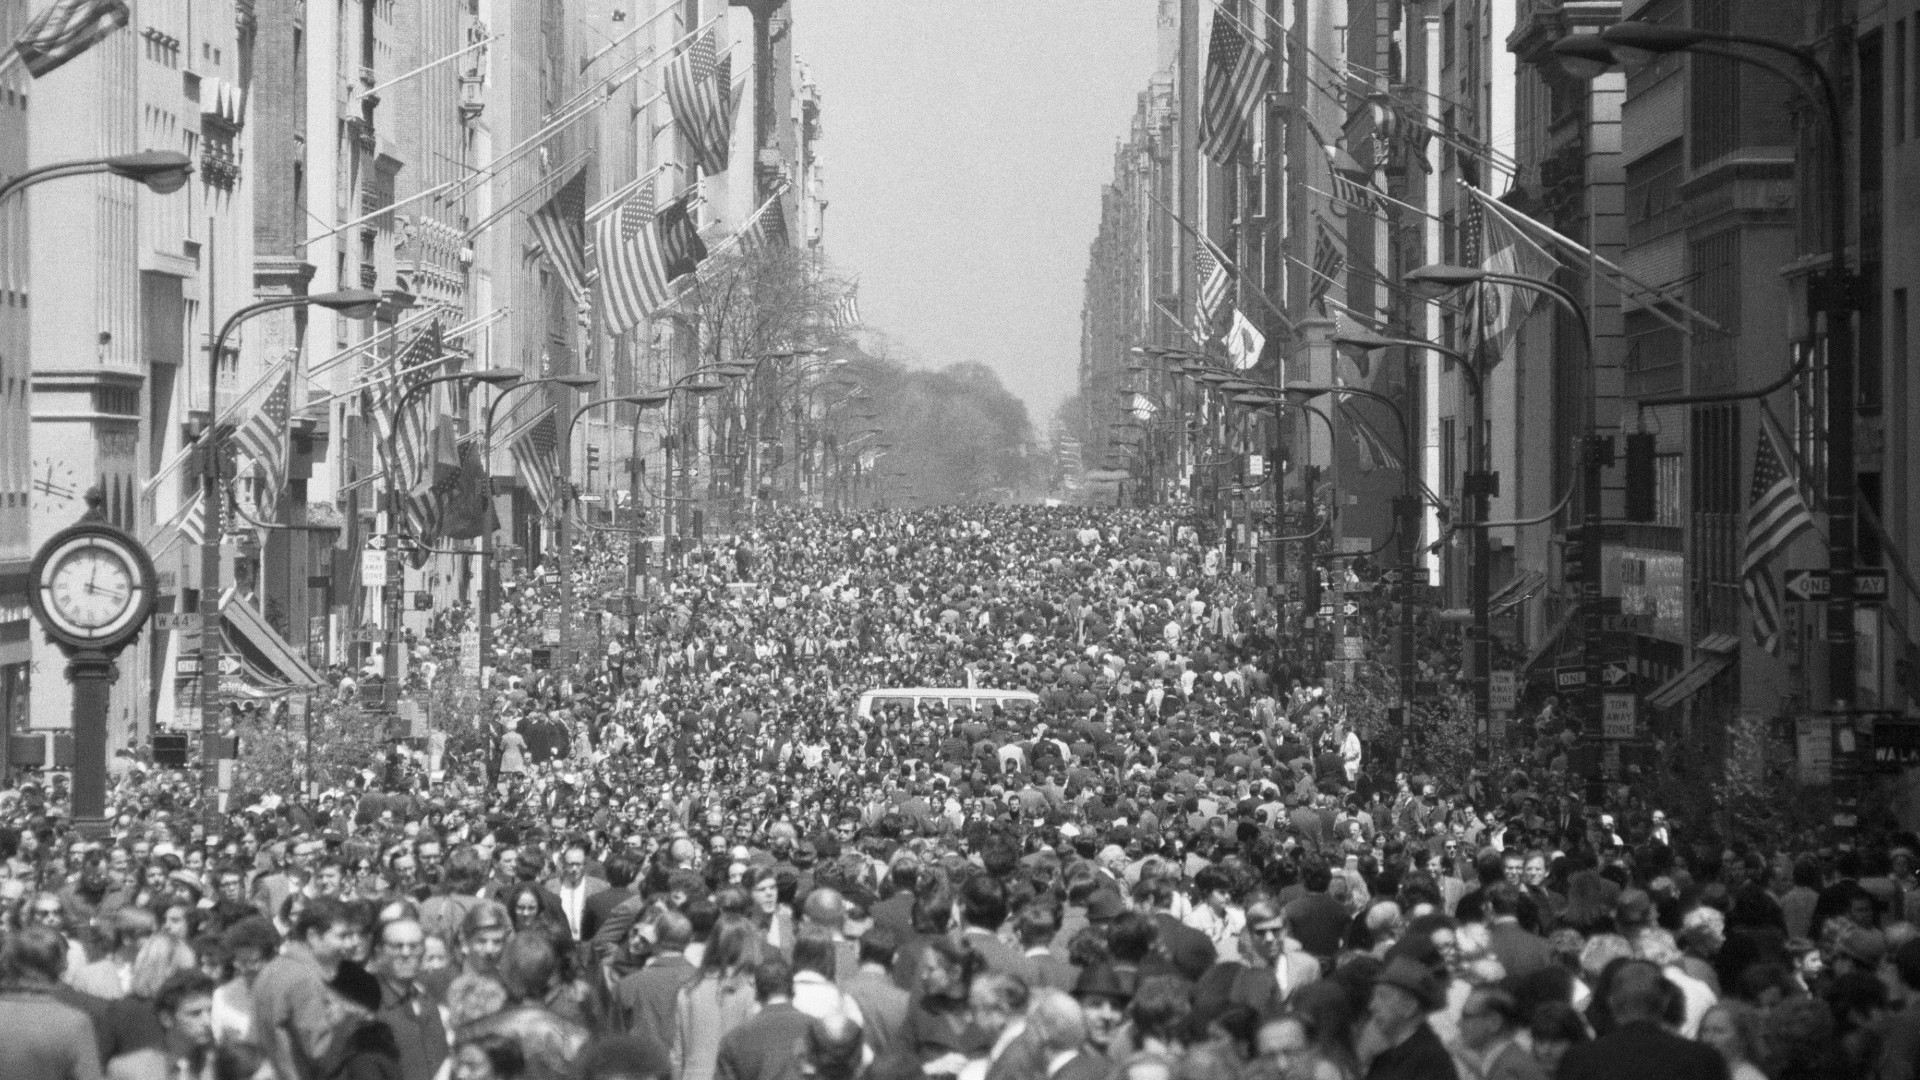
xmin=1646 ymin=652 xmax=1733 ymax=711
xmin=1523 ymin=606 xmax=1580 ymax=673
xmin=221 ymin=588 xmax=322 ymax=689
xmin=1491 ymin=571 xmax=1548 ymax=616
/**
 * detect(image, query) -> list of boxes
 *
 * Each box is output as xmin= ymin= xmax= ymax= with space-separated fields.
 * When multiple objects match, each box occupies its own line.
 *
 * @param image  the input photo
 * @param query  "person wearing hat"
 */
xmin=1354 ymin=954 xmax=1455 ymax=1080
xmin=1070 ymin=963 xmax=1133 ymax=1060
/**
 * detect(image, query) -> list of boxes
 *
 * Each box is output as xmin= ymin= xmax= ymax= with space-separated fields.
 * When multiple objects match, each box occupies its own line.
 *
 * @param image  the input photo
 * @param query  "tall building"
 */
xmin=0 ymin=0 xmax=31 ymax=761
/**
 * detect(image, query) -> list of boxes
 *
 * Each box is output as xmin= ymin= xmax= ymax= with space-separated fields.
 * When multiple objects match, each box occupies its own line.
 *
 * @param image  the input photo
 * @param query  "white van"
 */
xmin=855 ymin=687 xmax=1040 ymax=720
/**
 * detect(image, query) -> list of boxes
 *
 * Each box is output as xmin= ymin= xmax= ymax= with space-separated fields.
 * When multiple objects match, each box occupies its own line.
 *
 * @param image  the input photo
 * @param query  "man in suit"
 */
xmin=799 ymin=887 xmax=860 ymax=989
xmin=957 ymin=874 xmax=1032 ymax=983
xmin=581 ymin=854 xmax=638 ymax=945
xmin=841 ymin=928 xmax=910 ymax=1057
xmin=1014 ymin=901 xmax=1079 ymax=992
xmin=373 ymin=916 xmax=449 ymax=1080
xmin=1558 ymin=961 xmax=1729 ymax=1080
xmin=1281 ymin=858 xmax=1348 ymax=962
xmin=1454 ymin=984 xmax=1547 ymax=1080
xmin=614 ymin=910 xmax=699 ymax=1056
xmin=544 ymin=840 xmax=607 ymax=941
xmin=1131 ymin=877 xmax=1215 ymax=980
xmin=1483 ymin=883 xmax=1554 ymax=982
xmin=714 ymin=956 xmax=814 ymax=1080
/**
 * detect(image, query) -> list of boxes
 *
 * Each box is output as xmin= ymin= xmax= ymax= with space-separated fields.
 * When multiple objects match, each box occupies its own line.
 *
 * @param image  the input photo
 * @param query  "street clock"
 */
xmin=29 ymin=521 xmax=158 ymax=652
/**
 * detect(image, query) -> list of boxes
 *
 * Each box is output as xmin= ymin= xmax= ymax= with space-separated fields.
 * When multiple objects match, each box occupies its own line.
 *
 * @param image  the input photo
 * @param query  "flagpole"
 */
xmin=579 ymin=1 xmax=679 ymax=74
xmin=1148 ymin=191 xmax=1298 ymax=331
xmin=463 ymin=148 xmax=595 ymax=240
xmin=1461 ymin=181 xmax=1721 ymax=335
xmin=354 ymin=34 xmax=502 ymax=102
xmin=141 ymin=357 xmax=293 ymax=498
xmin=310 ymin=175 xmax=466 ymax=242
xmin=586 ymin=162 xmax=670 ymax=222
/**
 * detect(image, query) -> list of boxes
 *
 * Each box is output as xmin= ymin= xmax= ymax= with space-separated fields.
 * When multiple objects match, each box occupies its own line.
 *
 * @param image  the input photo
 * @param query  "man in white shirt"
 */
xmin=544 ymin=840 xmax=604 ymax=940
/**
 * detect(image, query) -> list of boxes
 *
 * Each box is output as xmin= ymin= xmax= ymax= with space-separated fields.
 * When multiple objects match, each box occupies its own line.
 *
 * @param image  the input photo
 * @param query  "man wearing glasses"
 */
xmin=22 ymin=892 xmax=86 ymax=977
xmin=373 ymin=917 xmax=448 ymax=1080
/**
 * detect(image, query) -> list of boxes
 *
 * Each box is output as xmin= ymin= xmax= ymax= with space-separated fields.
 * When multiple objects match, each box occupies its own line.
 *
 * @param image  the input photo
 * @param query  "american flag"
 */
xmin=363 ymin=324 xmax=441 ymax=536
xmin=1743 ymin=407 xmax=1817 ymax=654
xmin=656 ymin=195 xmax=707 ymax=283
xmin=833 ymin=289 xmax=861 ymax=330
xmin=1199 ymin=16 xmax=1272 ymax=166
xmin=740 ymin=196 xmax=789 ymax=253
xmin=593 ymin=179 xmax=673 ymax=336
xmin=1310 ymin=218 xmax=1345 ymax=315
xmin=1195 ymin=242 xmax=1233 ymax=334
xmin=1129 ymin=393 xmax=1157 ymax=422
xmin=233 ymin=366 xmax=292 ymax=516
xmin=528 ymin=168 xmax=591 ymax=308
xmin=510 ymin=409 xmax=561 ymax=519
xmin=12 ymin=0 xmax=128 ymax=78
xmin=665 ymin=29 xmax=734 ymax=175
xmin=145 ymin=490 xmax=206 ymax=556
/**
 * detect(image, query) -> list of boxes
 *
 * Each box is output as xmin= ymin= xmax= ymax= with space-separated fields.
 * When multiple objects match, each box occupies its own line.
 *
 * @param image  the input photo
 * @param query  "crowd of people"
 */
xmin=0 ymin=504 xmax=1915 ymax=1080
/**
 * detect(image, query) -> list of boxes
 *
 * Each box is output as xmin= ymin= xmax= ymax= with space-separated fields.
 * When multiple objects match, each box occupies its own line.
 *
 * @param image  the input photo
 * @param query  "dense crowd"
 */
xmin=0 ymin=505 xmax=1916 ymax=1080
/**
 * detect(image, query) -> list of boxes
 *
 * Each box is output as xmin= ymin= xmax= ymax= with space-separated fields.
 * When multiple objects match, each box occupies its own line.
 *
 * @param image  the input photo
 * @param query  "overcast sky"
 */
xmin=790 ymin=3 xmax=1162 ymax=428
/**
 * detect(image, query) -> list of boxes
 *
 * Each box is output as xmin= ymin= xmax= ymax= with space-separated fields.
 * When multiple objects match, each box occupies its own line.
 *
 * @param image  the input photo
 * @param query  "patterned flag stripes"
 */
xmin=740 ymin=197 xmax=789 ymax=253
xmin=834 ymin=289 xmax=862 ymax=330
xmin=145 ymin=491 xmax=206 ymax=557
xmin=510 ymin=410 xmax=561 ymax=519
xmin=1329 ymin=169 xmax=1382 ymax=216
xmin=528 ymin=168 xmax=591 ymax=307
xmin=1200 ymin=16 xmax=1272 ymax=165
xmin=12 ymin=0 xmax=128 ymax=77
xmin=1129 ymin=393 xmax=1157 ymax=422
xmin=1195 ymin=244 xmax=1233 ymax=333
xmin=593 ymin=180 xmax=671 ymax=336
xmin=233 ymin=366 xmax=292 ymax=516
xmin=1309 ymin=219 xmax=1345 ymax=316
xmin=362 ymin=325 xmax=441 ymax=533
xmin=656 ymin=196 xmax=707 ymax=283
xmin=1743 ymin=407 xmax=1818 ymax=654
xmin=665 ymin=28 xmax=734 ymax=175
xmin=1468 ymin=186 xmax=1560 ymax=362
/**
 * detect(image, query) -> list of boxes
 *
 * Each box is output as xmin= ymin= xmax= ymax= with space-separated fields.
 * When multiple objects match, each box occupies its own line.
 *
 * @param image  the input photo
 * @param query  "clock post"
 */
xmin=26 ymin=494 xmax=158 ymax=828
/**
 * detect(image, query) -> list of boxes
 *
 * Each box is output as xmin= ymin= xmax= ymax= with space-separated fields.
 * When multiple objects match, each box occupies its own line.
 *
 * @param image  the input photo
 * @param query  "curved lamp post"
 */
xmin=1405 ymin=261 xmax=1604 ymax=766
xmin=196 ymin=289 xmax=383 ymax=803
xmin=380 ymin=367 xmax=522 ymax=708
xmin=0 ymin=150 xmax=194 ymax=205
xmin=1553 ymin=18 xmax=1861 ymax=777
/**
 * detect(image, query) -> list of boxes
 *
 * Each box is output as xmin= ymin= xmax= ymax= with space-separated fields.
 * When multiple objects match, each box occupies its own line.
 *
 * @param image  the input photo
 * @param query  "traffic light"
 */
xmin=1623 ymin=434 xmax=1656 ymax=522
xmin=1562 ymin=526 xmax=1589 ymax=587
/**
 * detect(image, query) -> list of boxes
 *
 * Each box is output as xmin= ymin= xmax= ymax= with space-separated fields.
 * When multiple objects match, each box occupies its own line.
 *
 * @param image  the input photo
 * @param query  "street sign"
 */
xmin=1381 ymin=568 xmax=1432 ymax=586
xmin=1490 ymin=670 xmax=1517 ymax=712
xmin=361 ymin=549 xmax=388 ymax=585
xmin=152 ymin=612 xmax=201 ymax=631
xmin=1601 ymin=661 xmax=1631 ymax=687
xmin=1342 ymin=602 xmax=1359 ymax=617
xmin=1601 ymin=613 xmax=1654 ymax=634
xmin=1782 ymin=569 xmax=1888 ymax=603
xmin=174 ymin=657 xmax=201 ymax=676
xmin=1341 ymin=636 xmax=1366 ymax=660
xmin=1872 ymin=720 xmax=1920 ymax=768
xmin=1317 ymin=604 xmax=1334 ymax=617
xmin=1602 ymin=692 xmax=1637 ymax=739
xmin=349 ymin=627 xmax=389 ymax=643
xmin=1555 ymin=667 xmax=1589 ymax=690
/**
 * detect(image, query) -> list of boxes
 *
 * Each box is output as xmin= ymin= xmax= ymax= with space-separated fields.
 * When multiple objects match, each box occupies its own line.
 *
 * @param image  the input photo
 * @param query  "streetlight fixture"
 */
xmin=0 ymin=150 xmax=195 ymax=204
xmin=1558 ymin=19 xmax=1861 ymax=803
xmin=195 ymin=288 xmax=386 ymax=801
xmin=1547 ymin=33 xmax=1623 ymax=81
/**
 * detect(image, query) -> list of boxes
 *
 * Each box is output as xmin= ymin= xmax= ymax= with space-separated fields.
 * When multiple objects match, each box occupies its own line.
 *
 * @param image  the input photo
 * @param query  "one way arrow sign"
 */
xmin=1602 ymin=662 xmax=1631 ymax=686
xmin=1783 ymin=569 xmax=1830 ymax=602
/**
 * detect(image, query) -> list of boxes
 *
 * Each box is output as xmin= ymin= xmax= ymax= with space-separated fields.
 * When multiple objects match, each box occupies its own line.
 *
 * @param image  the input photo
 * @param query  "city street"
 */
xmin=0 ymin=2 xmax=1917 ymax=1080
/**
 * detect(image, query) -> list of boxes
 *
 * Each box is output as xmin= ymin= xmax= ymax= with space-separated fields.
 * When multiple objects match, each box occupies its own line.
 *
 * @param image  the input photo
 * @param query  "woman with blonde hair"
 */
xmin=673 ymin=914 xmax=763 ymax=1080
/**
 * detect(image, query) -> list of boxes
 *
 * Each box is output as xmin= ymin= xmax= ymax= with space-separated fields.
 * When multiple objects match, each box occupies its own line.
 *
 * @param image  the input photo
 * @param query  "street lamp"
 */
xmin=0 ymin=149 xmax=194 ymax=204
xmin=196 ymin=289 xmax=383 ymax=802
xmin=1405 ymin=261 xmax=1604 ymax=770
xmin=1555 ymin=19 xmax=1861 ymax=802
xmin=379 ymin=368 xmax=522 ymax=708
xmin=1337 ymin=330 xmax=1482 ymax=734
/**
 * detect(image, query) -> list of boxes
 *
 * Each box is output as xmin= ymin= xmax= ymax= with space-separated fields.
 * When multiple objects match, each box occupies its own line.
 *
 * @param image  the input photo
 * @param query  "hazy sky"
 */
xmin=790 ymin=3 xmax=1162 ymax=428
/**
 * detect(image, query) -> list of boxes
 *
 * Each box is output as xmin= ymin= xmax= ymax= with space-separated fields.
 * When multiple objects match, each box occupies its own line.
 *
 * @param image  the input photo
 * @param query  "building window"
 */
xmin=1897 ymin=20 xmax=1908 ymax=145
xmin=1440 ymin=416 xmax=1457 ymax=497
xmin=1656 ymin=454 xmax=1684 ymax=528
xmin=1624 ymin=139 xmax=1683 ymax=235
xmin=1442 ymin=4 xmax=1455 ymax=69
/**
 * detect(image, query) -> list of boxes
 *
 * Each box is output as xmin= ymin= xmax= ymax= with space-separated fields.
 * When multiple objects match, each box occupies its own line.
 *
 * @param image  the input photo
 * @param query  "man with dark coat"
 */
xmin=614 ymin=910 xmax=699 ymax=1056
xmin=714 ymin=956 xmax=814 ymax=1080
xmin=1557 ymin=961 xmax=1729 ymax=1080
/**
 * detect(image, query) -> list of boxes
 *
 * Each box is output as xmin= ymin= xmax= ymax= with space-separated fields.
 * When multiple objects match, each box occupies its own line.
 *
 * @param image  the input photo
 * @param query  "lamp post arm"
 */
xmin=1481 ymin=272 xmax=1592 ymax=348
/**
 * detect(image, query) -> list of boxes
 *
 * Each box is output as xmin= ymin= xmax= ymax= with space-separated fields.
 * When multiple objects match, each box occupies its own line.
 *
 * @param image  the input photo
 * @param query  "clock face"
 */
xmin=32 ymin=457 xmax=80 ymax=516
xmin=31 ymin=528 xmax=155 ymax=647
